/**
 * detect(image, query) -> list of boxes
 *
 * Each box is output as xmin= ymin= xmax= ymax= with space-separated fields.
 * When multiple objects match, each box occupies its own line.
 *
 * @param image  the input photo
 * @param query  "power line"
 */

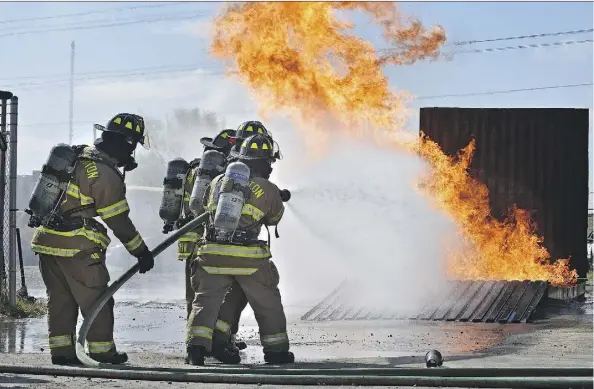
xmin=4 ymin=37 xmax=592 ymax=91
xmin=0 ymin=12 xmax=208 ymax=38
xmin=414 ymin=82 xmax=593 ymax=100
xmin=449 ymin=28 xmax=593 ymax=47
xmin=452 ymin=39 xmax=593 ymax=55
xmin=1 ymin=65 xmax=224 ymax=89
xmin=378 ymin=38 xmax=593 ymax=54
xmin=16 ymin=82 xmax=593 ymax=128
xmin=0 ymin=3 xmax=190 ymax=24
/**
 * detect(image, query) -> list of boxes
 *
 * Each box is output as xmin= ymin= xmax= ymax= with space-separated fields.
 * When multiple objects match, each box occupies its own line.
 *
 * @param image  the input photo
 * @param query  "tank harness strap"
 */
xmin=263 ymin=225 xmax=280 ymax=247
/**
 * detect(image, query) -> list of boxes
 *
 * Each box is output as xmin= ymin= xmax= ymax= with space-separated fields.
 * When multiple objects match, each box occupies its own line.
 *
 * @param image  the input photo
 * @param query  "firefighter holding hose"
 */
xmin=177 ymin=128 xmax=237 ymax=318
xmin=186 ymin=133 xmax=293 ymax=366
xmin=27 ymin=113 xmax=155 ymax=366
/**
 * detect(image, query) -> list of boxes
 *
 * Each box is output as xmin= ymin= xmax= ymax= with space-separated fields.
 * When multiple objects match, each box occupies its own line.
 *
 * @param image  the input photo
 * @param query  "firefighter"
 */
xmin=30 ymin=113 xmax=154 ymax=366
xmin=212 ymin=121 xmax=282 ymax=354
xmin=186 ymin=133 xmax=294 ymax=366
xmin=177 ymin=128 xmax=237 ymax=319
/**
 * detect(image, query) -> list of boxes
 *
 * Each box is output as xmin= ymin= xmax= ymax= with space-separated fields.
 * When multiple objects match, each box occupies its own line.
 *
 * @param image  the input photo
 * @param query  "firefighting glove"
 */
xmin=279 ymin=189 xmax=291 ymax=202
xmin=135 ymin=247 xmax=155 ymax=274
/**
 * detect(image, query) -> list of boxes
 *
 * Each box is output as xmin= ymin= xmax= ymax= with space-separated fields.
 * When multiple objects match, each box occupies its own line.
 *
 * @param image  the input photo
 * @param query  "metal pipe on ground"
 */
xmin=76 ymin=211 xmax=210 ymax=367
xmin=0 ymin=365 xmax=590 ymax=388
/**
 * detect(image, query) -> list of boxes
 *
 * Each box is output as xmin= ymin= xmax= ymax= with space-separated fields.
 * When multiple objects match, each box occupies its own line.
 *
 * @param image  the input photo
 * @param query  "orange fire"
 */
xmin=209 ymin=2 xmax=577 ymax=286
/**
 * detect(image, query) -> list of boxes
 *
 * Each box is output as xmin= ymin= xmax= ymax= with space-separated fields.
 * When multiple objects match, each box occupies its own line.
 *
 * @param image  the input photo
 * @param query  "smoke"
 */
xmin=262 ymin=120 xmax=462 ymax=316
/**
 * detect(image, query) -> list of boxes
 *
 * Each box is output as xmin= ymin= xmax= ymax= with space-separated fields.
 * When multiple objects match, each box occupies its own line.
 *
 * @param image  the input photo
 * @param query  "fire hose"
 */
xmin=0 ymin=364 xmax=590 ymax=388
xmin=60 ymin=203 xmax=592 ymax=386
xmin=75 ymin=211 xmax=210 ymax=368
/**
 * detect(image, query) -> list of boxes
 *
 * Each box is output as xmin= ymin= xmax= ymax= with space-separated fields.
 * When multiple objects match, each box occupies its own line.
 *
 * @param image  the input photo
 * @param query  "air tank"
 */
xmin=212 ymin=161 xmax=251 ymax=241
xmin=159 ymin=158 xmax=190 ymax=231
xmin=189 ymin=150 xmax=227 ymax=216
xmin=26 ymin=144 xmax=78 ymax=227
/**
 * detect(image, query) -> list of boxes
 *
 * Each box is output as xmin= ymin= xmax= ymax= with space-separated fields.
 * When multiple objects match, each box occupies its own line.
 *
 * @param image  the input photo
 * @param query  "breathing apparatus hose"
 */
xmin=75 ymin=211 xmax=210 ymax=368
xmin=0 ymin=365 xmax=590 ymax=388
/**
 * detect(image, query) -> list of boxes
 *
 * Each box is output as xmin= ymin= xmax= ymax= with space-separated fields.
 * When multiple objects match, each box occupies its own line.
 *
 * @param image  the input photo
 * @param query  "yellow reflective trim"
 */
xmin=250 ymin=142 xmax=258 ymax=149
xmin=180 ymin=232 xmax=199 ymax=242
xmin=135 ymin=124 xmax=141 ymax=133
xmin=113 ymin=117 xmax=122 ymax=124
xmin=261 ymin=332 xmax=288 ymax=345
xmin=32 ymin=244 xmax=80 ymax=257
xmin=125 ymin=121 xmax=133 ymax=129
xmin=124 ymin=233 xmax=144 ymax=252
xmin=201 ymin=266 xmax=258 ymax=276
xmin=49 ymin=335 xmax=73 ymax=349
xmin=215 ymin=320 xmax=231 ymax=333
xmin=262 ymin=143 xmax=269 ymax=150
xmin=246 ymin=125 xmax=253 ymax=132
xmin=184 ymin=192 xmax=191 ymax=202
xmin=242 ymin=204 xmax=264 ymax=221
xmin=241 ymin=141 xmax=247 ymax=148
xmin=220 ymin=131 xmax=229 ymax=139
xmin=91 ymin=252 xmax=101 ymax=260
xmin=97 ymin=199 xmax=129 ymax=220
xmin=66 ymin=183 xmax=94 ymax=205
xmin=269 ymin=207 xmax=284 ymax=224
xmin=187 ymin=326 xmax=213 ymax=340
xmin=38 ymin=226 xmax=111 ymax=250
xmin=88 ymin=341 xmax=114 ymax=354
xmin=196 ymin=243 xmax=271 ymax=259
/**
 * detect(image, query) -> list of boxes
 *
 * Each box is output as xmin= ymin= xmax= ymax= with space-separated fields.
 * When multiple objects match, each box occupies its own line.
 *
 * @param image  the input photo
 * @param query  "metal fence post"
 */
xmin=8 ymin=96 xmax=18 ymax=308
xmin=0 ymin=90 xmax=12 ymax=299
xmin=0 ymin=98 xmax=6 ymax=297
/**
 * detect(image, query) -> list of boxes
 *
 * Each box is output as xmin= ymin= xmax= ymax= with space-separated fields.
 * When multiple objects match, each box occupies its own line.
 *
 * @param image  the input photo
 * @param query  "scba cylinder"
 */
xmin=27 ymin=143 xmax=78 ymax=227
xmin=189 ymin=150 xmax=227 ymax=216
xmin=212 ymin=161 xmax=251 ymax=240
xmin=159 ymin=158 xmax=190 ymax=225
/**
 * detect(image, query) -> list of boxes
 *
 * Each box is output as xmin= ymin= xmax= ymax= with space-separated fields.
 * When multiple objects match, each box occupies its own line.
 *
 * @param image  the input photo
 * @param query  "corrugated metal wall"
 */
xmin=419 ymin=108 xmax=590 ymax=278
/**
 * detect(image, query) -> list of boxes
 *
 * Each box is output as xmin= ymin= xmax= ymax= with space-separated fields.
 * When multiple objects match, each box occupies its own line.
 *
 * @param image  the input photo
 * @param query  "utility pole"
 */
xmin=8 ymin=96 xmax=18 ymax=309
xmin=68 ymin=41 xmax=75 ymax=145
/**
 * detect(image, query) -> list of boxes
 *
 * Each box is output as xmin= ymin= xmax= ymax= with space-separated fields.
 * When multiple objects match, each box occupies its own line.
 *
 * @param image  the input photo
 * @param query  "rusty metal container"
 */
xmin=419 ymin=108 xmax=589 ymax=278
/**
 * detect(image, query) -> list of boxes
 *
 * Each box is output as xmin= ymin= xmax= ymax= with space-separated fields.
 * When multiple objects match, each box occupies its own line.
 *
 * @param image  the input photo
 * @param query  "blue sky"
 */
xmin=0 ymin=1 xmax=592 ymax=189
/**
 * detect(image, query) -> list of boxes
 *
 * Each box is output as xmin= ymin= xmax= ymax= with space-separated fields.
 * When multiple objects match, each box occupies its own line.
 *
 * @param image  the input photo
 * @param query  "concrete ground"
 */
xmin=0 ymin=309 xmax=592 ymax=388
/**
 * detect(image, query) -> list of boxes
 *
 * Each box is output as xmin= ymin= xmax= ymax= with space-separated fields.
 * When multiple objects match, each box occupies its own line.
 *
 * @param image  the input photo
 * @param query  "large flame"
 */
xmin=209 ymin=2 xmax=577 ymax=286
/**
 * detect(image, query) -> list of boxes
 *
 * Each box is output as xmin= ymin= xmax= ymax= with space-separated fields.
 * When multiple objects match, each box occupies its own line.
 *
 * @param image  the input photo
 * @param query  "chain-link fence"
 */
xmin=0 ymin=135 xmax=9 ymax=299
xmin=0 ymin=94 xmax=17 ymax=304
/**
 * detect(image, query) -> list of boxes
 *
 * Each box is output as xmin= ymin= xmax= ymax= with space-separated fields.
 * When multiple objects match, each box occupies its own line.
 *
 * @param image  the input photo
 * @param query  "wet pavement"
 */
xmin=1 ymin=267 xmax=592 ymax=371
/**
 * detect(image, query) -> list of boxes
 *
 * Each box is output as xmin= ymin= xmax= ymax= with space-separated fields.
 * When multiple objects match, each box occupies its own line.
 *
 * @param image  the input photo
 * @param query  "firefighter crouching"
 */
xmin=28 ymin=113 xmax=155 ymax=366
xmin=186 ymin=133 xmax=294 ymax=366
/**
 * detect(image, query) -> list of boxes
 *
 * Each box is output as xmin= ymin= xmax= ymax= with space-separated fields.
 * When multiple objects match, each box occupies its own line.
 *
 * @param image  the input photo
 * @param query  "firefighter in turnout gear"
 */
xmin=30 ymin=113 xmax=154 ymax=366
xmin=181 ymin=129 xmax=251 ymax=361
xmin=186 ymin=134 xmax=294 ymax=366
xmin=178 ymin=129 xmax=237 ymax=319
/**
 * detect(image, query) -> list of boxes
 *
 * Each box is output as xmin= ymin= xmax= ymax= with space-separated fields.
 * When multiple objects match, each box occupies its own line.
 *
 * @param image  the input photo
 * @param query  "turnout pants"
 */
xmin=39 ymin=249 xmax=119 ymax=359
xmin=184 ymin=259 xmax=194 ymax=319
xmin=187 ymin=260 xmax=289 ymax=353
xmin=188 ymin=261 xmax=248 ymax=345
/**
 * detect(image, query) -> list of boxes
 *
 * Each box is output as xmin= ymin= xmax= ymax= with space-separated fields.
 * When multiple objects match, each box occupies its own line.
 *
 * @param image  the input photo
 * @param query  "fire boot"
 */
xmin=51 ymin=356 xmax=84 ymax=366
xmin=211 ymin=342 xmax=241 ymax=364
xmin=186 ymin=345 xmax=206 ymax=366
xmin=264 ymin=351 xmax=295 ymax=364
xmin=231 ymin=334 xmax=247 ymax=350
xmin=90 ymin=351 xmax=129 ymax=364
